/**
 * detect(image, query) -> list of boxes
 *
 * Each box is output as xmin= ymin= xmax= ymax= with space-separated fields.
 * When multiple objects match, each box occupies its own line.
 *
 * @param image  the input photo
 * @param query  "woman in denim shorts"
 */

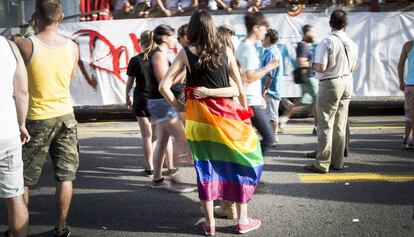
xmin=144 ymin=25 xmax=189 ymax=188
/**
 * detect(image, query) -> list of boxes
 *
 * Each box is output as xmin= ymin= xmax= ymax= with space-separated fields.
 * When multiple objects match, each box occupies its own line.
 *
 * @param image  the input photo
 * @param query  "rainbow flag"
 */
xmin=185 ymin=88 xmax=264 ymax=204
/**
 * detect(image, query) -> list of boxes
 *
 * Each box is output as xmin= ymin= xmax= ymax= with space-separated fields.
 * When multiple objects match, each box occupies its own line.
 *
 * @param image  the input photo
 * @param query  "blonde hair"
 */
xmin=143 ymin=25 xmax=175 ymax=60
xmin=143 ymin=31 xmax=155 ymax=60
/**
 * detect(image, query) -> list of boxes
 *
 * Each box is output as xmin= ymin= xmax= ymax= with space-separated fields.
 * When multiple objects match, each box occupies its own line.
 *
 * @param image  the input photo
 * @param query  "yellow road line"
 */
xmin=85 ymin=122 xmax=115 ymax=125
xmin=285 ymin=126 xmax=404 ymax=131
xmin=299 ymin=172 xmax=414 ymax=183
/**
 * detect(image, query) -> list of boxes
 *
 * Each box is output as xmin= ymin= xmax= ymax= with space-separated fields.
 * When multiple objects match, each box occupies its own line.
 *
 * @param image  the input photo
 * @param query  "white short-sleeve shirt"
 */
xmin=236 ymin=40 xmax=263 ymax=106
xmin=314 ymin=30 xmax=358 ymax=80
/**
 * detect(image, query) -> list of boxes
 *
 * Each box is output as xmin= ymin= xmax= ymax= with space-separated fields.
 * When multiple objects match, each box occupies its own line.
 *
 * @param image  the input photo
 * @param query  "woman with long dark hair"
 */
xmin=160 ymin=10 xmax=264 ymax=235
xmin=145 ymin=25 xmax=188 ymax=188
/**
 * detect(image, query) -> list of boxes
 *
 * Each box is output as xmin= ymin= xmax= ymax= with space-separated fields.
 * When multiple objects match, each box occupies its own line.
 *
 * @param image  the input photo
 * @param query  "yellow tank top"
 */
xmin=27 ymin=36 xmax=75 ymax=120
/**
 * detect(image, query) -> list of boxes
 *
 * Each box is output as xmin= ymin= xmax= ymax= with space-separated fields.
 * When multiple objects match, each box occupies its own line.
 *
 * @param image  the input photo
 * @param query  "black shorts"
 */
xmin=133 ymin=95 xmax=151 ymax=117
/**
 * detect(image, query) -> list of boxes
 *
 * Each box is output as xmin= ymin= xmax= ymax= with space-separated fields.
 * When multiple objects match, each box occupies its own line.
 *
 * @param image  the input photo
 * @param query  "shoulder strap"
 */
xmin=5 ymin=39 xmax=18 ymax=63
xmin=183 ymin=46 xmax=195 ymax=73
xmin=331 ymin=33 xmax=351 ymax=72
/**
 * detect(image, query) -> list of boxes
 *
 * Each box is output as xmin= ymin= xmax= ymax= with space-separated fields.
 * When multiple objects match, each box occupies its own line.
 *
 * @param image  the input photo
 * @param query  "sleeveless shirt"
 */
xmin=184 ymin=47 xmax=230 ymax=89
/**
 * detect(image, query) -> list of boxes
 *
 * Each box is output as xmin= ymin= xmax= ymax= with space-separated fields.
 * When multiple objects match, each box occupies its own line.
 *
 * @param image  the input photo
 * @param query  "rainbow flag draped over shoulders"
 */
xmin=185 ymin=88 xmax=264 ymax=204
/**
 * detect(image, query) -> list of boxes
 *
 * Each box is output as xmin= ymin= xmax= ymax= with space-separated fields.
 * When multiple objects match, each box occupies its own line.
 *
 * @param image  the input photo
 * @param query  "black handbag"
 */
xmin=293 ymin=67 xmax=310 ymax=84
xmin=171 ymin=82 xmax=186 ymax=106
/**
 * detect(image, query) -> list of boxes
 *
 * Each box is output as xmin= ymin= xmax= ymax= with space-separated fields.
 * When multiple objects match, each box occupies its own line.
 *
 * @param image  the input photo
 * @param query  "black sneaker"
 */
xmin=151 ymin=177 xmax=169 ymax=188
xmin=312 ymin=127 xmax=317 ymax=136
xmin=305 ymin=151 xmax=317 ymax=158
xmin=54 ymin=224 xmax=71 ymax=237
xmin=144 ymin=169 xmax=154 ymax=177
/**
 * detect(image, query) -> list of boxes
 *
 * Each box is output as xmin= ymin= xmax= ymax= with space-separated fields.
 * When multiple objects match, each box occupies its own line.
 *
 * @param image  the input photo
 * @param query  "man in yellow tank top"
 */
xmin=16 ymin=1 xmax=79 ymax=237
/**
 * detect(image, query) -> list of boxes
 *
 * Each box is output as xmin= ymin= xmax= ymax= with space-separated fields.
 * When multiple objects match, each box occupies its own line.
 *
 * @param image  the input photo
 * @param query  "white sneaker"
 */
xmin=279 ymin=116 xmax=288 ymax=131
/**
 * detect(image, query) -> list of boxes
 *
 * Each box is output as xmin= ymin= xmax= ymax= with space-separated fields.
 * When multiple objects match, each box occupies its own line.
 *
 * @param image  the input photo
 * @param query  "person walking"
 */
xmin=236 ymin=12 xmax=280 ymax=153
xmin=279 ymin=24 xmax=318 ymax=135
xmin=144 ymin=25 xmax=188 ymax=188
xmin=16 ymin=1 xmax=80 ymax=236
xmin=127 ymin=30 xmax=156 ymax=177
xmin=398 ymin=40 xmax=414 ymax=149
xmin=0 ymin=35 xmax=30 ymax=237
xmin=261 ymin=28 xmax=283 ymax=143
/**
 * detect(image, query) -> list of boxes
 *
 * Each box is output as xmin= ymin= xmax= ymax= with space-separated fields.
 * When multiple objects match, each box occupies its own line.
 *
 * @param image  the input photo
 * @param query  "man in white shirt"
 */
xmin=304 ymin=10 xmax=358 ymax=174
xmin=236 ymin=12 xmax=279 ymax=153
xmin=0 ymin=36 xmax=30 ymax=237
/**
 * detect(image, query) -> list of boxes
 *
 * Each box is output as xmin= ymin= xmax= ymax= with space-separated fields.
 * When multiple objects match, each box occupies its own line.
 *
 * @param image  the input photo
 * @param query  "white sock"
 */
xmin=238 ymin=217 xmax=250 ymax=225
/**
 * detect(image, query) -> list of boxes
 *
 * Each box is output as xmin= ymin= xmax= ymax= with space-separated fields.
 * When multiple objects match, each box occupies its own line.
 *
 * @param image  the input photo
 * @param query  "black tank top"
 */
xmin=147 ymin=47 xmax=169 ymax=99
xmin=184 ymin=47 xmax=230 ymax=89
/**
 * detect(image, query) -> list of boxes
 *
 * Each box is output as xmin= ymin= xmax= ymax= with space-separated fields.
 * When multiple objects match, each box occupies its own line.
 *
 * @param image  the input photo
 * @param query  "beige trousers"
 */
xmin=315 ymin=77 xmax=351 ymax=171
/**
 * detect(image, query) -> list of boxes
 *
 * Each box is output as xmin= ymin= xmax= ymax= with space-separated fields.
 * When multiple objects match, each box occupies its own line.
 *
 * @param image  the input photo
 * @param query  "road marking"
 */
xmin=299 ymin=172 xmax=414 ymax=183
xmin=85 ymin=122 xmax=115 ymax=125
xmin=283 ymin=125 xmax=404 ymax=131
xmin=77 ymin=125 xmax=404 ymax=135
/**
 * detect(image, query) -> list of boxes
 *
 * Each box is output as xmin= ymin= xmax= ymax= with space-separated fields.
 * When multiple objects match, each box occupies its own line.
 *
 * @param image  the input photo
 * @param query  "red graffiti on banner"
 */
xmin=72 ymin=29 xmax=179 ymax=89
xmin=73 ymin=29 xmax=141 ymax=89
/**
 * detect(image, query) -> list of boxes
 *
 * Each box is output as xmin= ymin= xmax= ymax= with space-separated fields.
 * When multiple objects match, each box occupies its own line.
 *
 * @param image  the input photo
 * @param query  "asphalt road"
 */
xmin=1 ymin=116 xmax=413 ymax=237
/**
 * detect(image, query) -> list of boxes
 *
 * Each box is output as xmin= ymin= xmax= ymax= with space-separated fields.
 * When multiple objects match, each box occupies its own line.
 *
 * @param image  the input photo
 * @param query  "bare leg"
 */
xmin=200 ymin=200 xmax=215 ymax=227
xmin=5 ymin=196 xmax=29 ymax=237
xmin=152 ymin=126 xmax=170 ymax=180
xmin=284 ymin=101 xmax=305 ymax=119
xmin=137 ymin=117 xmax=154 ymax=170
xmin=23 ymin=186 xmax=29 ymax=205
xmin=56 ymin=181 xmax=73 ymax=230
xmin=161 ymin=117 xmax=188 ymax=166
xmin=405 ymin=120 xmax=412 ymax=142
xmin=236 ymin=203 xmax=249 ymax=224
xmin=165 ymin=137 xmax=175 ymax=170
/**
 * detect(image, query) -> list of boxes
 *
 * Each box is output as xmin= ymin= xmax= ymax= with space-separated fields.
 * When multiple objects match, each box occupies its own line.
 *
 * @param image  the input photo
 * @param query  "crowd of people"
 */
xmin=1 ymin=0 xmax=413 ymax=237
xmin=78 ymin=0 xmax=406 ymax=21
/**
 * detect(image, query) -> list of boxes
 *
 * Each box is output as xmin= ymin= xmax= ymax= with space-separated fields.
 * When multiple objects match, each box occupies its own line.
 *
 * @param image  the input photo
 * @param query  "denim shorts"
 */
xmin=147 ymin=99 xmax=179 ymax=124
xmin=0 ymin=138 xmax=24 ymax=198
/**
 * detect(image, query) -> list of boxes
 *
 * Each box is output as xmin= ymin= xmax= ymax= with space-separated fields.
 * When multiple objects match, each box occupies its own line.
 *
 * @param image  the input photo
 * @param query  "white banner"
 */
xmin=59 ymin=12 xmax=414 ymax=106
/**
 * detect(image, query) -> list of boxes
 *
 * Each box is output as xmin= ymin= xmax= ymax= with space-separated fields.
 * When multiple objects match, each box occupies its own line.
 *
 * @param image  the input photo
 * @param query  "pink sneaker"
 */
xmin=236 ymin=218 xmax=261 ymax=234
xmin=203 ymin=222 xmax=215 ymax=236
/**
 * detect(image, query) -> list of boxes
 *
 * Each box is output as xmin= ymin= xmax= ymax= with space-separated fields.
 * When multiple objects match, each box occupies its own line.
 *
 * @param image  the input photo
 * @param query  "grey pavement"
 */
xmin=1 ymin=116 xmax=413 ymax=237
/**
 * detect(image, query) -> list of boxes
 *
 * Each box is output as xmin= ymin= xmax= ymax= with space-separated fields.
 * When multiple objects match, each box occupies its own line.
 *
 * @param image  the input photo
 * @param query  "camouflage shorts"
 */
xmin=23 ymin=113 xmax=79 ymax=186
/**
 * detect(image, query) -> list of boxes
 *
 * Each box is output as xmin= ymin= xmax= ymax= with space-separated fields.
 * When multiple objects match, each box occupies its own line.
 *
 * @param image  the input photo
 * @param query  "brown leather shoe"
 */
xmin=304 ymin=164 xmax=328 ymax=174
xmin=214 ymin=200 xmax=238 ymax=219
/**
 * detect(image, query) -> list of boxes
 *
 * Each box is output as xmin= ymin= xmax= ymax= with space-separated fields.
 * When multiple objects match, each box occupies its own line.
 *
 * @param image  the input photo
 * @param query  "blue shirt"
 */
xmin=296 ymin=42 xmax=316 ymax=78
xmin=261 ymin=44 xmax=283 ymax=100
xmin=406 ymin=45 xmax=414 ymax=85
